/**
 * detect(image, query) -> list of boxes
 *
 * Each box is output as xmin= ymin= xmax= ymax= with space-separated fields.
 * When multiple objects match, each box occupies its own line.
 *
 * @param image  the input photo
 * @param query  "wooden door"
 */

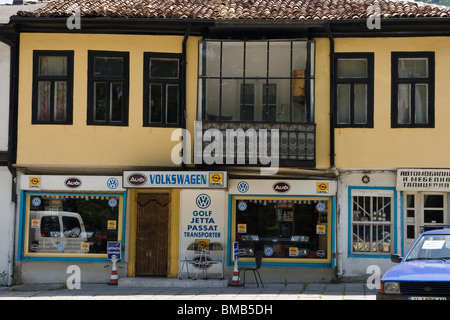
xmin=135 ymin=193 xmax=170 ymax=276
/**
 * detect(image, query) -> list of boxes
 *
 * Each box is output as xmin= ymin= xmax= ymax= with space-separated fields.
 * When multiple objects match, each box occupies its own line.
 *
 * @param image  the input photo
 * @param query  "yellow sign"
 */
xmin=316 ymin=225 xmax=326 ymax=234
xmin=289 ymin=247 xmax=298 ymax=257
xmin=237 ymin=224 xmax=247 ymax=233
xmin=29 ymin=177 xmax=41 ymax=188
xmin=31 ymin=219 xmax=40 ymax=228
xmin=195 ymin=239 xmax=210 ymax=252
xmin=107 ymin=220 xmax=117 ymax=230
xmin=317 ymin=182 xmax=329 ymax=194
xmin=81 ymin=243 xmax=89 ymax=250
xmin=209 ymin=173 xmax=224 ymax=187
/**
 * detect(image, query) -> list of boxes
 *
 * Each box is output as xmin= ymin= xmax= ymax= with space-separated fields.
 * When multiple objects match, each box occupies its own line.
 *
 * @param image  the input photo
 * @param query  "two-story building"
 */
xmin=0 ymin=0 xmax=46 ymax=286
xmin=2 ymin=0 xmax=450 ymax=284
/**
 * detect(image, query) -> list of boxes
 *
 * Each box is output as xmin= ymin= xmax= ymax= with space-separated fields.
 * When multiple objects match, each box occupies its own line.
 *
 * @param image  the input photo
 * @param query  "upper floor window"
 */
xmin=143 ymin=53 xmax=181 ymax=127
xmin=87 ymin=51 xmax=129 ymax=126
xmin=391 ymin=52 xmax=434 ymax=128
xmin=335 ymin=53 xmax=374 ymax=128
xmin=198 ymin=40 xmax=315 ymax=123
xmin=32 ymin=51 xmax=74 ymax=124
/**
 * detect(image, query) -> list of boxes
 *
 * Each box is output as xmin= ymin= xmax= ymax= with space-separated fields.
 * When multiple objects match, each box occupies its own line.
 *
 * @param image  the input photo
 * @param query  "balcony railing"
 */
xmin=195 ymin=121 xmax=316 ymax=168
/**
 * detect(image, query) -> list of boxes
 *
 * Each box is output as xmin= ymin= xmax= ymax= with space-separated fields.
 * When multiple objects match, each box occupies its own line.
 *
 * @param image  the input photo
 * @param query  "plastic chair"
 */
xmin=239 ymin=249 xmax=264 ymax=288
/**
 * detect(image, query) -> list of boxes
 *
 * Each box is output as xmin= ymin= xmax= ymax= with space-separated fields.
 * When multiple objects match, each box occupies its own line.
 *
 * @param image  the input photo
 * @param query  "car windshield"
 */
xmin=406 ymin=233 xmax=450 ymax=261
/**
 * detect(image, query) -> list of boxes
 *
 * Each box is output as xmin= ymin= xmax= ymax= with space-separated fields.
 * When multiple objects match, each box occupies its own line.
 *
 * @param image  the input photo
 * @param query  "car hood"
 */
xmin=383 ymin=260 xmax=450 ymax=282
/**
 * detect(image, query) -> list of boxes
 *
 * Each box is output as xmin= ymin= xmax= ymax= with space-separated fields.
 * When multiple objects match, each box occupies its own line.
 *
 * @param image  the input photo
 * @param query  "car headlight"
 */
xmin=383 ymin=282 xmax=400 ymax=294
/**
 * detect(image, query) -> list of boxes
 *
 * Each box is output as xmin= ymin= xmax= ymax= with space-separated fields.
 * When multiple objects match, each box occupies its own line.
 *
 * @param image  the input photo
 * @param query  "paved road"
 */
xmin=0 ymin=282 xmax=377 ymax=300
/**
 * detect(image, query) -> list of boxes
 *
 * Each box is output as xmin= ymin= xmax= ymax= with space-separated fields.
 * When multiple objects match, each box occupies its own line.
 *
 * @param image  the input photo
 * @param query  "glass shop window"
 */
xmin=351 ymin=190 xmax=394 ymax=255
xmin=26 ymin=193 xmax=122 ymax=257
xmin=234 ymin=198 xmax=330 ymax=261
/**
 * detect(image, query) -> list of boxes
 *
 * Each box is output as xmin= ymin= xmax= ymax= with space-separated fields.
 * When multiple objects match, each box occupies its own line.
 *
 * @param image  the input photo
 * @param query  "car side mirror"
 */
xmin=391 ymin=254 xmax=403 ymax=263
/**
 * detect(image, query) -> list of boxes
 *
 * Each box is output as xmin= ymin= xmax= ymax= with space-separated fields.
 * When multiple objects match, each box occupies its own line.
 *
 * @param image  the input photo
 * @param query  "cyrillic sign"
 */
xmin=397 ymin=169 xmax=450 ymax=191
xmin=123 ymin=171 xmax=227 ymax=189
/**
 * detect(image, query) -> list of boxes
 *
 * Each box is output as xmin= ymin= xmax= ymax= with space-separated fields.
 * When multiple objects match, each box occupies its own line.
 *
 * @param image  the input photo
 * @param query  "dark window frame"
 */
xmin=143 ymin=52 xmax=182 ymax=127
xmin=334 ymin=52 xmax=374 ymax=128
xmin=87 ymin=50 xmax=129 ymax=126
xmin=391 ymin=52 xmax=435 ymax=128
xmin=32 ymin=50 xmax=74 ymax=125
xmin=198 ymin=40 xmax=315 ymax=123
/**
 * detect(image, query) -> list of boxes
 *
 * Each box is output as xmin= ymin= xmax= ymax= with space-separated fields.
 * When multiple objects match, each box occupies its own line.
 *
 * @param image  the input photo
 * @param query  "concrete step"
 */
xmin=118 ymin=277 xmax=229 ymax=288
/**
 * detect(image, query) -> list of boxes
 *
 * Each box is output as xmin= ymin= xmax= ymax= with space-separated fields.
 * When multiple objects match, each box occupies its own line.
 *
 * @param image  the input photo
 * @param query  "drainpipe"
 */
xmin=6 ymin=33 xmax=19 ymax=286
xmin=181 ymin=23 xmax=191 ymax=170
xmin=326 ymin=23 xmax=342 ymax=278
xmin=326 ymin=23 xmax=336 ymax=170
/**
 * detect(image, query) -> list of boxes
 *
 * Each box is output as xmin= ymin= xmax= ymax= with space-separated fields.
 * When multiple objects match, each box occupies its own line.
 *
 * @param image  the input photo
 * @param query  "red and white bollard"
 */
xmin=109 ymin=259 xmax=118 ymax=285
xmin=230 ymin=259 xmax=241 ymax=286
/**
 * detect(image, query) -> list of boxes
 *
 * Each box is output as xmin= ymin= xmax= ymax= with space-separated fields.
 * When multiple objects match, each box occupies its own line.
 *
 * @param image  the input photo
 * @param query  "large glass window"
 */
xmin=233 ymin=197 xmax=330 ymax=262
xmin=24 ymin=193 xmax=123 ymax=257
xmin=87 ymin=51 xmax=129 ymax=126
xmin=143 ymin=53 xmax=181 ymax=127
xmin=198 ymin=40 xmax=315 ymax=123
xmin=391 ymin=52 xmax=434 ymax=128
xmin=32 ymin=51 xmax=74 ymax=124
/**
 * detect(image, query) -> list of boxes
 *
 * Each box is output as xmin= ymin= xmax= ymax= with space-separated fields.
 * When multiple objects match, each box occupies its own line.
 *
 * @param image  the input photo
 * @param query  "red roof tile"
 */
xmin=16 ymin=0 xmax=450 ymax=20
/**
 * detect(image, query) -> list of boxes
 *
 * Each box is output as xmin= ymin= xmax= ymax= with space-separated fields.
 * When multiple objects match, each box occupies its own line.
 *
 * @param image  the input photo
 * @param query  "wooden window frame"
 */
xmin=391 ymin=52 xmax=435 ymax=128
xmin=32 ymin=50 xmax=74 ymax=125
xmin=143 ymin=52 xmax=182 ymax=127
xmin=334 ymin=52 xmax=374 ymax=128
xmin=87 ymin=50 xmax=129 ymax=126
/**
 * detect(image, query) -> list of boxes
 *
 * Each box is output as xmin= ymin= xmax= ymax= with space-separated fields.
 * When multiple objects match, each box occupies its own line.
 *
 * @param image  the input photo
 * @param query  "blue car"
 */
xmin=377 ymin=228 xmax=450 ymax=300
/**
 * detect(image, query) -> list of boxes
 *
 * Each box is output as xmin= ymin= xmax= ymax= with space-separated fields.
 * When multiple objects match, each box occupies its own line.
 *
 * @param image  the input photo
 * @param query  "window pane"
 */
xmin=398 ymin=58 xmax=428 ymax=78
xmin=235 ymin=199 xmax=329 ymax=260
xmin=150 ymin=58 xmax=179 ymax=78
xmin=221 ymin=79 xmax=241 ymax=120
xmin=273 ymin=79 xmax=290 ymax=122
xmin=200 ymin=41 xmax=221 ymax=77
xmin=149 ymin=83 xmax=162 ymax=123
xmin=292 ymin=42 xmax=308 ymax=74
xmin=28 ymin=195 xmax=120 ymax=255
xmin=166 ymin=84 xmax=179 ymax=124
xmin=424 ymin=194 xmax=443 ymax=208
xmin=397 ymin=84 xmax=411 ymax=124
xmin=263 ymin=83 xmax=276 ymax=122
xmin=240 ymin=83 xmax=255 ymax=121
xmin=54 ymin=81 xmax=67 ymax=121
xmin=37 ymin=81 xmax=50 ymax=121
xmin=415 ymin=84 xmax=428 ymax=124
xmin=222 ymin=42 xmax=244 ymax=77
xmin=337 ymin=59 xmax=367 ymax=78
xmin=110 ymin=82 xmax=123 ymax=122
xmin=269 ymin=42 xmax=291 ymax=77
xmin=94 ymin=82 xmax=106 ymax=121
xmin=39 ymin=56 xmax=67 ymax=76
xmin=354 ymin=84 xmax=367 ymax=124
xmin=94 ymin=57 xmax=123 ymax=77
xmin=337 ymin=84 xmax=350 ymax=124
xmin=203 ymin=79 xmax=220 ymax=121
xmin=424 ymin=210 xmax=444 ymax=223
xmin=245 ymin=42 xmax=267 ymax=78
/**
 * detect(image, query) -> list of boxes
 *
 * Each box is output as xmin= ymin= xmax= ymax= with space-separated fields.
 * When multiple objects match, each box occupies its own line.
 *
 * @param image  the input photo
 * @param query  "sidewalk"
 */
xmin=0 ymin=282 xmax=377 ymax=300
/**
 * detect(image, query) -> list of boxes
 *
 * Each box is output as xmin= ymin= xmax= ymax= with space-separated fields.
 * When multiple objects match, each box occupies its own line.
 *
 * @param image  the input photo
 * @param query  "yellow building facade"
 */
xmin=5 ymin=0 xmax=450 ymax=284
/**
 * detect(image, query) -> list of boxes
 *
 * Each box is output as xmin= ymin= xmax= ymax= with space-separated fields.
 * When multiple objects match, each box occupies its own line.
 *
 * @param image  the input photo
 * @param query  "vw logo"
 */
xmin=196 ymin=194 xmax=211 ymax=209
xmin=237 ymin=181 xmax=249 ymax=193
xmin=107 ymin=178 xmax=119 ymax=190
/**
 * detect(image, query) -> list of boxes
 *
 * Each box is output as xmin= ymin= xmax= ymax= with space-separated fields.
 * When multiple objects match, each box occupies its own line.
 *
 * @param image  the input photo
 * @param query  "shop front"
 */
xmin=123 ymin=171 xmax=228 ymax=280
xmin=228 ymin=179 xmax=337 ymax=282
xmin=17 ymin=174 xmax=126 ymax=284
